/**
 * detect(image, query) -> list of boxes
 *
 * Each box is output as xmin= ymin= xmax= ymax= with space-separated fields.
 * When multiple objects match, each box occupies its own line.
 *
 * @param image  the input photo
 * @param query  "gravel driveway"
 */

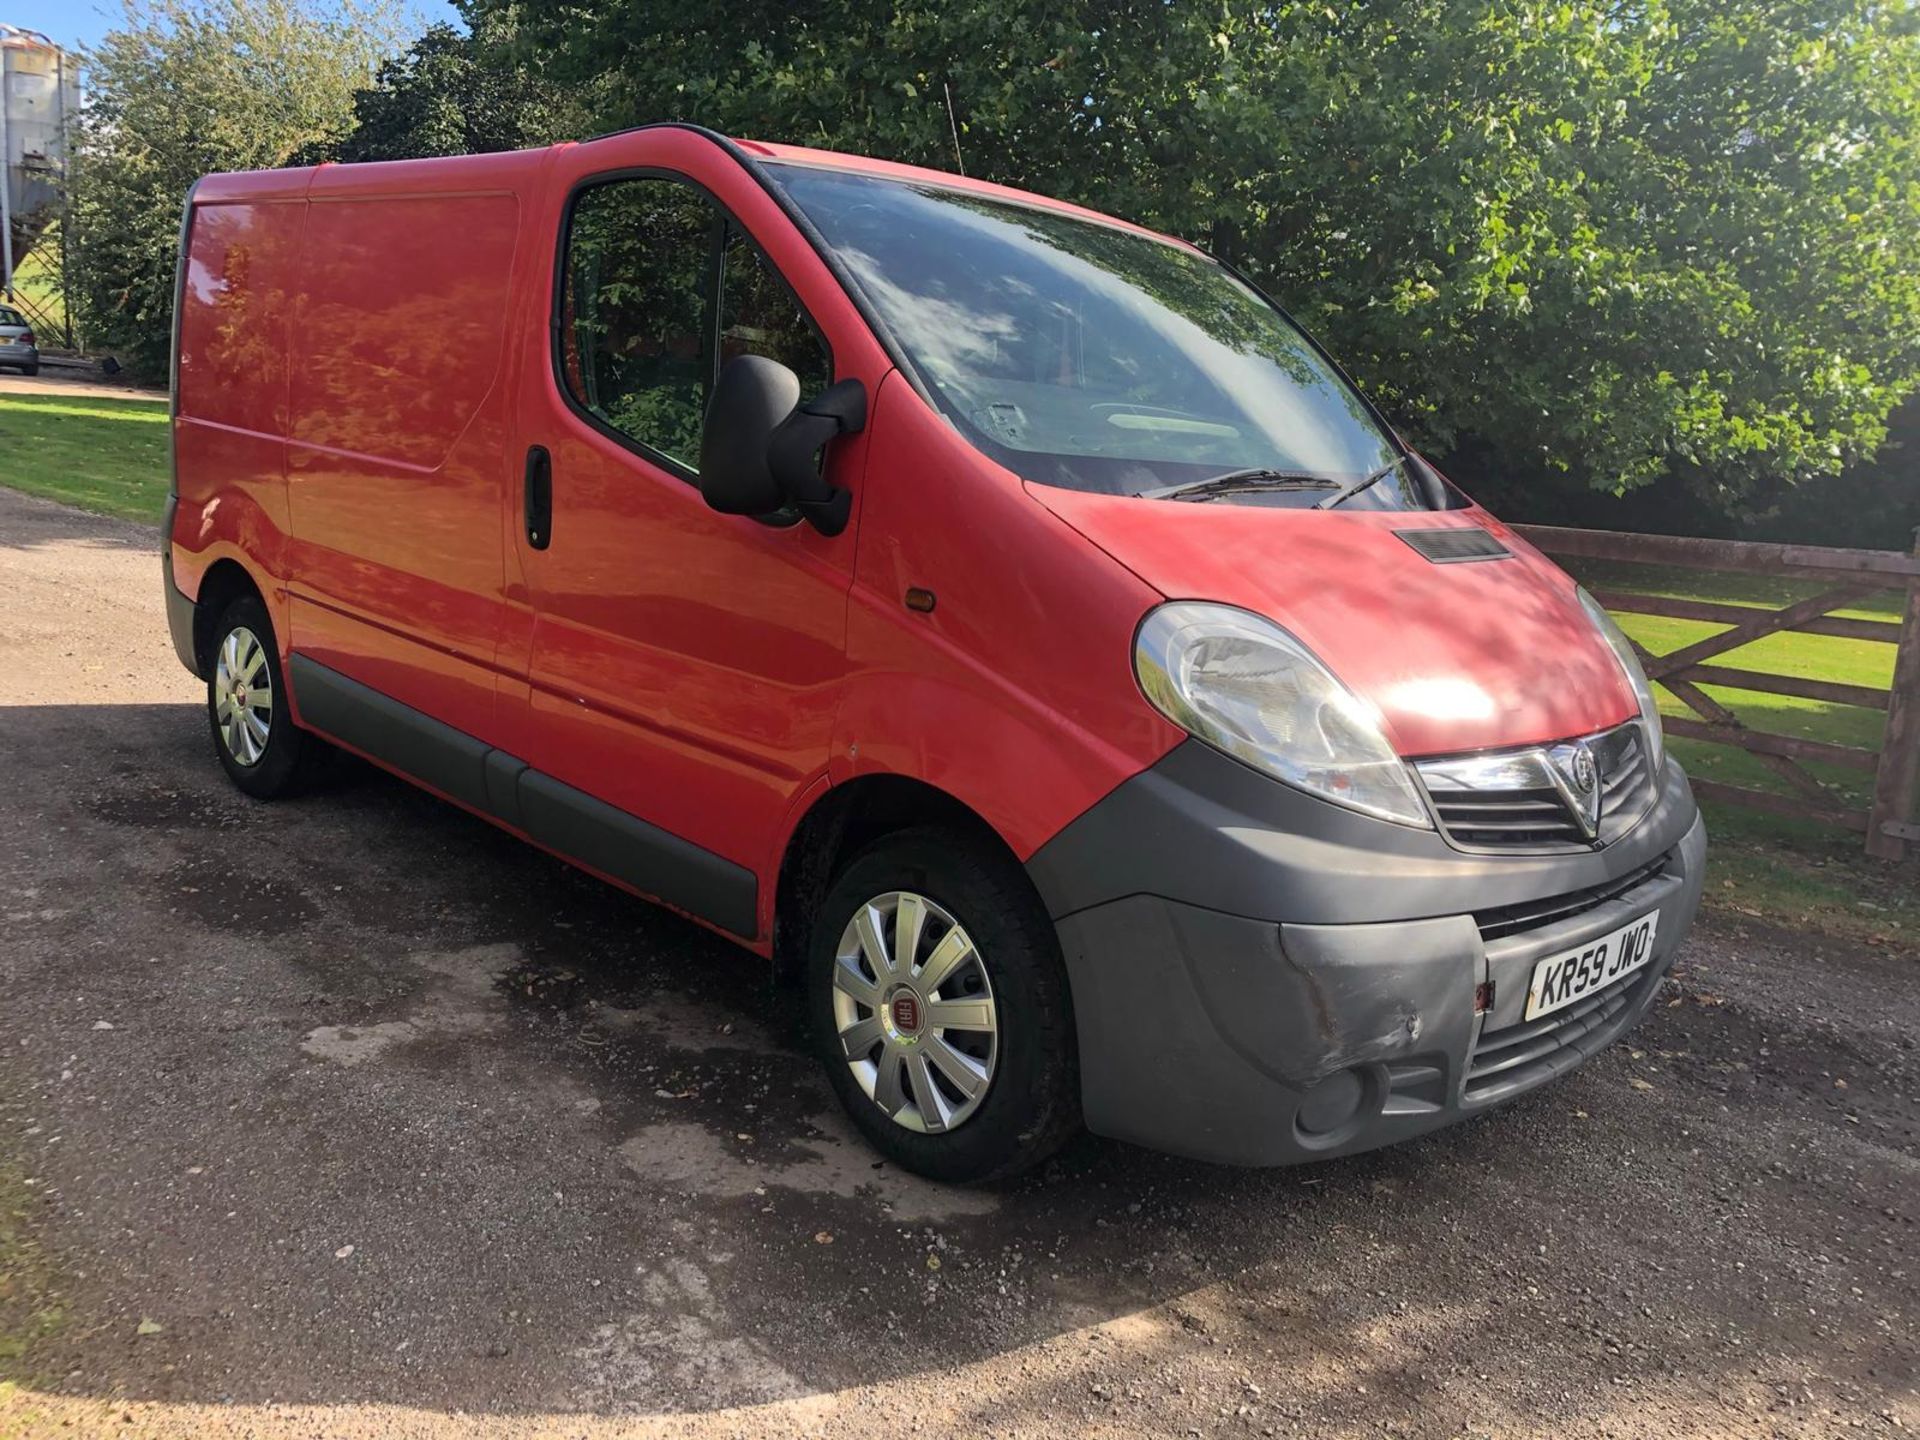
xmin=0 ymin=483 xmax=1914 ymax=1438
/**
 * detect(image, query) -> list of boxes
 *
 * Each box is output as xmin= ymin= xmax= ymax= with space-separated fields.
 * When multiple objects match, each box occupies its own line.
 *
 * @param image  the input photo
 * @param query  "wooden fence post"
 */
xmin=1865 ymin=528 xmax=1920 ymax=862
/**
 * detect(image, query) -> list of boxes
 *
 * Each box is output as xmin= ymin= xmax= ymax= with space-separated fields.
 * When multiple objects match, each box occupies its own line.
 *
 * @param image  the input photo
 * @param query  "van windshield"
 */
xmin=768 ymin=162 xmax=1425 ymax=507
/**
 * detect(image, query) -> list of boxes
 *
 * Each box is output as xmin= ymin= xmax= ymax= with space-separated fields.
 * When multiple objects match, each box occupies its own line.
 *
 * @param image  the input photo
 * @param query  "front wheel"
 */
xmin=809 ymin=827 xmax=1079 ymax=1182
xmin=205 ymin=593 xmax=327 ymax=799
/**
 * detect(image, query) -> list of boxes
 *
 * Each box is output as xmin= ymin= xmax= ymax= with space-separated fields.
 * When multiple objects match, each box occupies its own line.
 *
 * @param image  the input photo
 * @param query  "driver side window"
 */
xmin=719 ymin=222 xmax=831 ymax=400
xmin=560 ymin=174 xmax=830 ymax=475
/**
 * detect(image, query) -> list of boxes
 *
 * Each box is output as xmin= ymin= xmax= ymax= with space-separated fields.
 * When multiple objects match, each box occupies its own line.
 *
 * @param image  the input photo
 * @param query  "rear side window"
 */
xmin=291 ymin=193 xmax=521 ymax=467
xmin=559 ymin=173 xmax=829 ymax=474
xmin=179 ymin=199 xmax=305 ymax=438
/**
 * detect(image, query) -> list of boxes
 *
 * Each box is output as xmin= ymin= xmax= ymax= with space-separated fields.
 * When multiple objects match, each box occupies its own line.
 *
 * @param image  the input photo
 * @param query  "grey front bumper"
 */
xmin=1026 ymin=741 xmax=1707 ymax=1167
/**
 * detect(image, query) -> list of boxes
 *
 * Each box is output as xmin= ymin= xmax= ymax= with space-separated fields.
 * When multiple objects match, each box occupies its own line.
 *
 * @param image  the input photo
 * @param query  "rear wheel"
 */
xmin=809 ymin=827 xmax=1079 ymax=1182
xmin=205 ymin=593 xmax=326 ymax=799
xmin=20 ymin=363 xmax=36 ymax=377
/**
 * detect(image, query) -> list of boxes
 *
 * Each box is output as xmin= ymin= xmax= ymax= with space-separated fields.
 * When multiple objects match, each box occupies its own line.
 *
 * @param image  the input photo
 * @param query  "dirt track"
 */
xmin=0 ymin=481 xmax=1915 ymax=1438
xmin=0 ymin=365 xmax=164 ymax=402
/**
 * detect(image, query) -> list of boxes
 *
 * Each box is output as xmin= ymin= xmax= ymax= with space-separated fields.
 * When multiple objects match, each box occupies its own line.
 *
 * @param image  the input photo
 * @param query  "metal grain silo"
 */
xmin=0 ymin=24 xmax=78 ymax=321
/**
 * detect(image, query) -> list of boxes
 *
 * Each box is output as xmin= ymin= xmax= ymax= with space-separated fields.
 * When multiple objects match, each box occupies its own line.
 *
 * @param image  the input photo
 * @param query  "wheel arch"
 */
xmin=770 ymin=773 xmax=1028 ymax=982
xmin=191 ymin=557 xmax=270 ymax=676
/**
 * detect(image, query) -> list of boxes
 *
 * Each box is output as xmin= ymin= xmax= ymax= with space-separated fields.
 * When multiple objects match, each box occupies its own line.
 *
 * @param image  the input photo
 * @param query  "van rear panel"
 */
xmin=177 ymin=197 xmax=304 ymax=436
xmin=173 ymin=186 xmax=310 ymax=594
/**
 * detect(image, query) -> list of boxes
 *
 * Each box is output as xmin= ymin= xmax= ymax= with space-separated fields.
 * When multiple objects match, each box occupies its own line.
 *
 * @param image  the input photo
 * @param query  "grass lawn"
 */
xmin=0 ymin=1154 xmax=64 ymax=1393
xmin=0 ymin=400 xmax=1908 ymax=944
xmin=0 ymin=392 xmax=171 ymax=523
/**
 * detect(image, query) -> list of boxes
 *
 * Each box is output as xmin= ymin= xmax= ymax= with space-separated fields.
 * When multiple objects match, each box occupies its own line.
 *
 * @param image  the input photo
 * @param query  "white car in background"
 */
xmin=0 ymin=305 xmax=39 ymax=375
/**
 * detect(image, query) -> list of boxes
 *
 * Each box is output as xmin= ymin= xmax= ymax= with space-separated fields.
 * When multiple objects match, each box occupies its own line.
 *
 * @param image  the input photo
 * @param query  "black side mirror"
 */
xmin=699 ymin=354 xmax=866 ymax=536
xmin=699 ymin=355 xmax=799 ymax=520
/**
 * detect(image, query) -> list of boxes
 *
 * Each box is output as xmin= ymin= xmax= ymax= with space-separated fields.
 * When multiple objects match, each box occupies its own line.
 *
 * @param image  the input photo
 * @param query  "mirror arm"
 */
xmin=768 ymin=378 xmax=867 ymax=537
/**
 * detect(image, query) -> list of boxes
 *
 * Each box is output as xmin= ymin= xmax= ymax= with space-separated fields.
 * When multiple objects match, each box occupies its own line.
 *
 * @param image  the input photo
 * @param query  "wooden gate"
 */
xmin=1511 ymin=525 xmax=1920 ymax=862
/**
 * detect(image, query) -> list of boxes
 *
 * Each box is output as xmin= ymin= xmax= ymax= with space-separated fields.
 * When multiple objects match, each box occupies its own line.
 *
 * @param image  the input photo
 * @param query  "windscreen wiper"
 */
xmin=1136 ymin=468 xmax=1342 ymax=502
xmin=1314 ymin=454 xmax=1409 ymax=511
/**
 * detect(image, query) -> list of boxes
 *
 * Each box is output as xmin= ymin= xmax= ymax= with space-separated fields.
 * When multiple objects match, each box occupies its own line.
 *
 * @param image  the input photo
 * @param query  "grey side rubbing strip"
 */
xmin=483 ymin=749 xmax=529 ymax=830
xmin=516 ymin=770 xmax=758 ymax=939
xmin=285 ymin=656 xmax=757 ymax=938
xmin=290 ymin=655 xmax=494 ymax=814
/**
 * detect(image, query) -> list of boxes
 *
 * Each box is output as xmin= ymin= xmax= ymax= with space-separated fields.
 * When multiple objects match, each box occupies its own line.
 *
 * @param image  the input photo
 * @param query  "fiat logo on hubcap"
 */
xmin=889 ymin=992 xmax=921 ymax=1036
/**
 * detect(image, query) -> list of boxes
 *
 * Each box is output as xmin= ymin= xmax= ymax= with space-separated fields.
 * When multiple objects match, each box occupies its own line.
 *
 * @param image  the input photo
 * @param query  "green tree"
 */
xmin=478 ymin=0 xmax=1920 ymax=517
xmin=320 ymin=7 xmax=578 ymax=164
xmin=69 ymin=0 xmax=407 ymax=374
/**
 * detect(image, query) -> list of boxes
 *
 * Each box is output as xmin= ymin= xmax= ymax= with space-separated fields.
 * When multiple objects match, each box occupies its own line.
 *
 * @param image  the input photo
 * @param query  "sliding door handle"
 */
xmin=524 ymin=445 xmax=552 ymax=550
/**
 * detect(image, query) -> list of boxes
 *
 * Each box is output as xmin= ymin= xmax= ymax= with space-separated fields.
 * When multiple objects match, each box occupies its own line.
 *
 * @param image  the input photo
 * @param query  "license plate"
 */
xmin=1524 ymin=911 xmax=1660 ymax=1021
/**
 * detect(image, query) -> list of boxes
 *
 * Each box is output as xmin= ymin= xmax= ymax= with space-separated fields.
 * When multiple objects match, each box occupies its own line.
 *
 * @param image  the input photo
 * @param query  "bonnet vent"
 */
xmin=1395 ymin=527 xmax=1512 ymax=564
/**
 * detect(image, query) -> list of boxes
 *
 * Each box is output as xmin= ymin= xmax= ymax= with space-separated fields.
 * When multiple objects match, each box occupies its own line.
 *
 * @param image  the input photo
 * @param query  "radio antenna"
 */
xmin=943 ymin=82 xmax=967 ymax=176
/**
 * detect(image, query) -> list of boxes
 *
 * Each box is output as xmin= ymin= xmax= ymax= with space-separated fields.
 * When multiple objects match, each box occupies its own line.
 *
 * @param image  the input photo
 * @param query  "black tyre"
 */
xmin=21 ymin=363 xmax=37 ymax=377
xmin=205 ymin=593 xmax=327 ymax=799
xmin=809 ymin=826 xmax=1079 ymax=1182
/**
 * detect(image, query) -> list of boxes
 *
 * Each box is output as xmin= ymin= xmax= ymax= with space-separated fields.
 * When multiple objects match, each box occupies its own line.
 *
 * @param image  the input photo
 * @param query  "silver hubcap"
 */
xmin=214 ymin=625 xmax=273 ymax=766
xmin=832 ymin=891 xmax=998 ymax=1134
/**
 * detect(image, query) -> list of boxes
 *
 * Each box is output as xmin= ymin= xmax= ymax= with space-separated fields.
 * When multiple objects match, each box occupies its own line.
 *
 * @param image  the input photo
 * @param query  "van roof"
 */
xmin=191 ymin=123 xmax=1203 ymax=257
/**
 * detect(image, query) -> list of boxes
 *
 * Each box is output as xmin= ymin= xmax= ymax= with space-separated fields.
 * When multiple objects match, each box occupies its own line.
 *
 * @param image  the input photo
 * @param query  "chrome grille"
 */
xmin=1415 ymin=721 xmax=1658 ymax=853
xmin=1428 ymin=783 xmax=1586 ymax=847
xmin=1600 ymin=724 xmax=1651 ymax=816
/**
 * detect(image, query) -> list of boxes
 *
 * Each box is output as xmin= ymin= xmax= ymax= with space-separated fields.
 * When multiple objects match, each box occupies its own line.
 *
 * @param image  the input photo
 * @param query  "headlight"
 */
xmin=1133 ymin=602 xmax=1431 ymax=828
xmin=1577 ymin=587 xmax=1665 ymax=775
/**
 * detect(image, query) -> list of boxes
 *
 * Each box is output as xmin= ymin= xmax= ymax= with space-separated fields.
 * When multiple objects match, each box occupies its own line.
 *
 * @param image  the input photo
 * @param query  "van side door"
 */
xmin=283 ymin=153 xmax=545 ymax=762
xmin=498 ymin=129 xmax=890 ymax=943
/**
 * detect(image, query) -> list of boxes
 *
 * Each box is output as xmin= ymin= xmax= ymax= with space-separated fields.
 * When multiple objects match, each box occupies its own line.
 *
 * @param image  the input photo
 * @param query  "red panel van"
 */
xmin=162 ymin=124 xmax=1705 ymax=1180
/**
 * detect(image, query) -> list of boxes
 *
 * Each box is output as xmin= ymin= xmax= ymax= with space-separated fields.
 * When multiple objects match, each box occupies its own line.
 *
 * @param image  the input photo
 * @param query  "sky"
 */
xmin=5 ymin=1 xmax=463 ymax=53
